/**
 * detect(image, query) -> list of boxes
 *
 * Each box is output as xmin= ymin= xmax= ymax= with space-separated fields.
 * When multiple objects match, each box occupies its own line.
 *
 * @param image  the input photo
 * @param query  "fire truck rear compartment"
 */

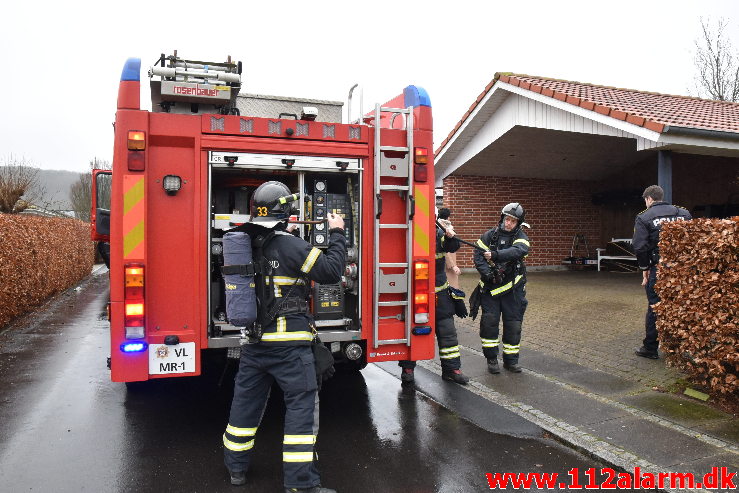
xmin=207 ymin=160 xmax=363 ymax=364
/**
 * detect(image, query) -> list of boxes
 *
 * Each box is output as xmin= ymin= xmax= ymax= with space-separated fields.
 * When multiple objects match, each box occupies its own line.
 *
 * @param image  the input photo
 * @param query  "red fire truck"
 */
xmin=91 ymin=53 xmax=438 ymax=383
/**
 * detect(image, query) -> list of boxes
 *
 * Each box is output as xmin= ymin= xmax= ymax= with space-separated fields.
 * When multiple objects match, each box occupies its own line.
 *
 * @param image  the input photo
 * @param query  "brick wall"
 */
xmin=443 ymin=175 xmax=601 ymax=267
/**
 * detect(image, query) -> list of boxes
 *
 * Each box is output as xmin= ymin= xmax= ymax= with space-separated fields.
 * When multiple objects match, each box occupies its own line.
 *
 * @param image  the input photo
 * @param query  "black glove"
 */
xmin=312 ymin=337 xmax=335 ymax=385
xmin=454 ymin=299 xmax=468 ymax=318
xmin=322 ymin=364 xmax=336 ymax=381
xmin=469 ymin=285 xmax=482 ymax=321
xmin=449 ymin=286 xmax=468 ymax=319
xmin=482 ymin=272 xmax=498 ymax=284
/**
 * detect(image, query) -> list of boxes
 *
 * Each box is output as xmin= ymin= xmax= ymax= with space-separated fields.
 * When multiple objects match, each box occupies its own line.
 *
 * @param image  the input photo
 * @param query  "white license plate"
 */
xmin=149 ymin=342 xmax=196 ymax=375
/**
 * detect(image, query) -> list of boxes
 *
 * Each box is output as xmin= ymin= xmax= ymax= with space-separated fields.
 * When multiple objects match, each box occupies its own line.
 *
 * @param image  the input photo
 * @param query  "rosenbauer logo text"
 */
xmin=485 ymin=466 xmax=736 ymax=490
xmin=172 ymin=85 xmax=219 ymax=97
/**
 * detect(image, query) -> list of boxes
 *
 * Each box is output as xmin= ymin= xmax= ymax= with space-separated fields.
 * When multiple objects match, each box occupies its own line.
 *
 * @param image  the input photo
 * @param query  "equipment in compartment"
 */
xmin=327 ymin=193 xmax=353 ymax=244
xmin=311 ymin=179 xmax=328 ymax=246
xmin=210 ymin=167 xmax=359 ymax=335
xmin=308 ymin=177 xmax=354 ymax=247
xmin=212 ymin=186 xmax=252 ymax=230
xmin=312 ymin=283 xmax=345 ymax=320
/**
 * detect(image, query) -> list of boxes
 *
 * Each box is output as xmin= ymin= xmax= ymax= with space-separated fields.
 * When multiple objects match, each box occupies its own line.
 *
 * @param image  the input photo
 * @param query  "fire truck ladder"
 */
xmin=373 ymin=104 xmax=414 ymax=348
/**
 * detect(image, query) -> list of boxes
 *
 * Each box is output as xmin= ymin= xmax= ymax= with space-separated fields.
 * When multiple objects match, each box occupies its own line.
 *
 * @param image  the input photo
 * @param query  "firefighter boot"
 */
xmin=442 ymin=369 xmax=470 ymax=385
xmin=503 ymin=362 xmax=522 ymax=373
xmin=285 ymin=487 xmax=337 ymax=493
xmin=401 ymin=368 xmax=415 ymax=384
xmin=635 ymin=346 xmax=658 ymax=359
xmin=228 ymin=469 xmax=246 ymax=486
xmin=487 ymin=359 xmax=500 ymax=374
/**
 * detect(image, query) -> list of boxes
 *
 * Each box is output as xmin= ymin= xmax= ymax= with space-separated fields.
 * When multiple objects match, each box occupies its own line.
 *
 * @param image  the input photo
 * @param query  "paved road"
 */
xmin=0 ymin=271 xmax=623 ymax=492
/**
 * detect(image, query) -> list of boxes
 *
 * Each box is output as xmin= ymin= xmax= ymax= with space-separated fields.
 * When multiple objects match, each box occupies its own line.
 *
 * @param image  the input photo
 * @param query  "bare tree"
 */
xmin=694 ymin=18 xmax=739 ymax=102
xmin=0 ymin=155 xmax=45 ymax=213
xmin=69 ymin=158 xmax=112 ymax=221
xmin=69 ymin=172 xmax=93 ymax=221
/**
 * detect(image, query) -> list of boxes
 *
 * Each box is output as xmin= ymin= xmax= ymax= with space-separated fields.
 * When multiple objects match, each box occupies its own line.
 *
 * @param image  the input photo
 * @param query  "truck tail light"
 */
xmin=414 ymin=147 xmax=428 ymax=164
xmin=414 ymin=147 xmax=428 ymax=182
xmin=128 ymin=131 xmax=146 ymax=150
xmin=127 ymin=131 xmax=146 ymax=171
xmin=414 ymin=260 xmax=429 ymax=287
xmin=124 ymin=264 xmax=145 ymax=340
xmin=414 ymin=260 xmax=429 ymax=323
xmin=414 ymin=293 xmax=429 ymax=324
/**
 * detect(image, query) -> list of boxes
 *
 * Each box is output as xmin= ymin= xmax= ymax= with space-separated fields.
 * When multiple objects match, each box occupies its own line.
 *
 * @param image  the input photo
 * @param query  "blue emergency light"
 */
xmin=121 ymin=58 xmax=141 ymax=82
xmin=121 ymin=341 xmax=148 ymax=353
xmin=412 ymin=326 xmax=432 ymax=335
xmin=404 ymin=85 xmax=431 ymax=108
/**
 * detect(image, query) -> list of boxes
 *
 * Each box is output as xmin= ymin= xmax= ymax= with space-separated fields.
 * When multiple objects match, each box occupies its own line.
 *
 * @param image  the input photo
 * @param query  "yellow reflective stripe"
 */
xmin=490 ymin=281 xmax=512 ymax=296
xmin=223 ymin=435 xmax=254 ymax=451
xmin=503 ymin=348 xmax=520 ymax=354
xmin=440 ymin=352 xmax=460 ymax=359
xmin=413 ymin=186 xmax=430 ymax=255
xmin=435 ymin=281 xmax=449 ymax=293
xmin=261 ymin=331 xmax=314 ymax=342
xmin=476 ymin=239 xmax=490 ymax=251
xmin=226 ymin=425 xmax=256 ymax=437
xmin=123 ymin=220 xmax=144 ymax=258
xmin=488 ymin=275 xmax=524 ymax=296
xmin=276 ymin=316 xmax=287 ymax=333
xmin=123 ymin=177 xmax=144 ymax=215
xmin=283 ymin=452 xmax=314 ymax=462
xmin=301 ymin=248 xmax=322 ymax=273
xmin=123 ymin=176 xmax=145 ymax=259
xmin=268 ymin=276 xmax=307 ymax=285
xmin=278 ymin=193 xmax=299 ymax=204
xmin=283 ymin=435 xmax=316 ymax=445
xmin=513 ymin=239 xmax=530 ymax=247
xmin=481 ymin=338 xmax=499 ymax=347
xmin=439 ymin=346 xmax=459 ymax=354
xmin=435 ymin=252 xmax=446 ymax=259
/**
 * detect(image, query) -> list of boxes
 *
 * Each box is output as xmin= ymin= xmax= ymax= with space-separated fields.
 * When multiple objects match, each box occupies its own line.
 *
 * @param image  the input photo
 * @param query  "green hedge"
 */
xmin=0 ymin=214 xmax=94 ymax=328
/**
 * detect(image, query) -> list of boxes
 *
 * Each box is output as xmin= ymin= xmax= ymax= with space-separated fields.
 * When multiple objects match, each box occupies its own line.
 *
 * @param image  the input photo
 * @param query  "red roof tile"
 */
xmin=435 ymin=73 xmax=739 ymax=155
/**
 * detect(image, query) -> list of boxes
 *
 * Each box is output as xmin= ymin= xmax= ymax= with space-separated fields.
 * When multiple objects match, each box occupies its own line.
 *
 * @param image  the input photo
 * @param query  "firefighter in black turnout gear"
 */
xmin=473 ymin=203 xmax=530 ymax=374
xmin=398 ymin=211 xmax=470 ymax=385
xmin=632 ymin=185 xmax=691 ymax=359
xmin=223 ymin=181 xmax=344 ymax=493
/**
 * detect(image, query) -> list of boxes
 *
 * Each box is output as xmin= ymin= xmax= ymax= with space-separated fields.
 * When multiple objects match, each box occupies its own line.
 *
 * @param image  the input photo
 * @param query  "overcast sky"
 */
xmin=2 ymin=0 xmax=738 ymax=173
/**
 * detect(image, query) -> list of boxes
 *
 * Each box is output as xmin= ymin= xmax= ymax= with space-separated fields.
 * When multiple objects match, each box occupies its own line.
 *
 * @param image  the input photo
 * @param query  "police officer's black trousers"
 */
xmin=643 ymin=266 xmax=660 ymax=353
xmin=224 ymin=344 xmax=320 ymax=489
xmin=399 ymin=289 xmax=461 ymax=371
xmin=479 ymin=284 xmax=527 ymax=364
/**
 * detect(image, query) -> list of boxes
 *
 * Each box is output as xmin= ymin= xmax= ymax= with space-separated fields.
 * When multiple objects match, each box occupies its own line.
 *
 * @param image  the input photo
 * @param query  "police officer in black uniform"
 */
xmin=223 ymin=181 xmax=345 ymax=493
xmin=632 ymin=185 xmax=691 ymax=359
xmin=473 ymin=203 xmax=530 ymax=374
xmin=398 ymin=209 xmax=470 ymax=385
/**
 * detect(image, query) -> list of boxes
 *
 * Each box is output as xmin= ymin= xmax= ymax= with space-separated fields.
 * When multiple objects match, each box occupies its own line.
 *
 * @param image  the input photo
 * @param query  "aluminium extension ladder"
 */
xmin=372 ymin=104 xmax=415 ymax=348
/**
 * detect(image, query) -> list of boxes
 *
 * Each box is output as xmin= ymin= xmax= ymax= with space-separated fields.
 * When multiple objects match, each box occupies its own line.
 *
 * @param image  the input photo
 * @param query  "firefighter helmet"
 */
xmin=500 ymin=202 xmax=525 ymax=229
xmin=249 ymin=181 xmax=298 ymax=228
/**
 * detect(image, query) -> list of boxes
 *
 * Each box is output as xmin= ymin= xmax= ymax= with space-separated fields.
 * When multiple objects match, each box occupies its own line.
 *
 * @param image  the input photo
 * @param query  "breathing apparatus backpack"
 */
xmin=221 ymin=232 xmax=258 ymax=328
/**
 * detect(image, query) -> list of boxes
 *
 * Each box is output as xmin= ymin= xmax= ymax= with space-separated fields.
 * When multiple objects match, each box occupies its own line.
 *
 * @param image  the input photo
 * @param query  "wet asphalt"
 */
xmin=0 ymin=271 xmax=620 ymax=492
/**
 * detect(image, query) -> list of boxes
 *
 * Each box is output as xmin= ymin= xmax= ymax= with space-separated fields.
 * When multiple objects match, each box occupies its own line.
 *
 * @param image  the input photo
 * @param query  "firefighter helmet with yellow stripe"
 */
xmin=249 ymin=181 xmax=298 ymax=228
